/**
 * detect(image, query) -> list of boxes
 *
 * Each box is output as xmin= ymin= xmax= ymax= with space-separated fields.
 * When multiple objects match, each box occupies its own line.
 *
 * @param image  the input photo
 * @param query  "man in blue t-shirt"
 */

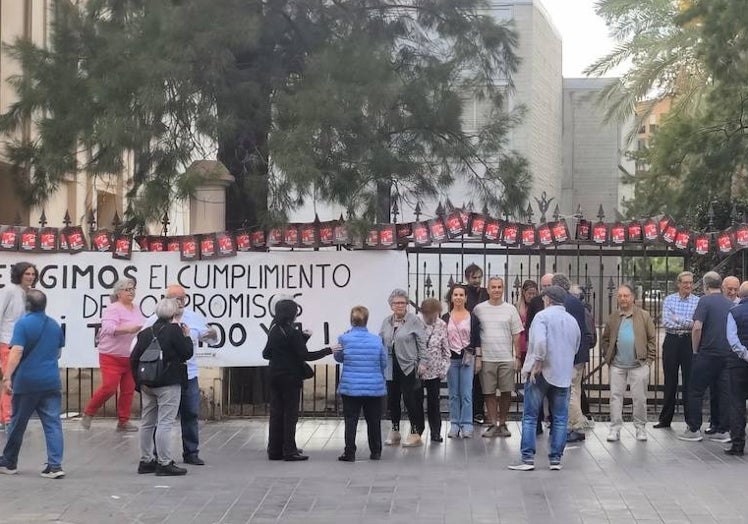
xmin=0 ymin=289 xmax=65 ymax=478
xmin=678 ymin=272 xmax=734 ymax=443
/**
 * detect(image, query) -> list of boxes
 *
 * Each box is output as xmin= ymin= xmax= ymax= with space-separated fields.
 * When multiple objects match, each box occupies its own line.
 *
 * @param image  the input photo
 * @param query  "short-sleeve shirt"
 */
xmin=9 ymin=312 xmax=64 ymax=394
xmin=693 ymin=293 xmax=734 ymax=355
xmin=473 ymin=301 xmax=523 ymax=362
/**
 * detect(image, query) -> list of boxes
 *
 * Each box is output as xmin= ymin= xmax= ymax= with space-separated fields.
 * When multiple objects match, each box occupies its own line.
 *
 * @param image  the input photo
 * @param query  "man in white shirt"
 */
xmin=473 ymin=277 xmax=524 ymax=438
xmin=144 ymin=284 xmax=217 ymax=465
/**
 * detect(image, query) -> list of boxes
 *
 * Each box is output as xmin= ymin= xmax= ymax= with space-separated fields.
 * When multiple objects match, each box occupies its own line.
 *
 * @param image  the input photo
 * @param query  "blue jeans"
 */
xmin=179 ymin=377 xmax=200 ymax=459
xmin=447 ymin=359 xmax=473 ymax=432
xmin=520 ymin=374 xmax=570 ymax=464
xmin=2 ymin=390 xmax=63 ymax=468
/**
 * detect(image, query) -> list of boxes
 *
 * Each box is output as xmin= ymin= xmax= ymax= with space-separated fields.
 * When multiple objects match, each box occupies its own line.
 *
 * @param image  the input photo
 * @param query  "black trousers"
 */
xmin=685 ymin=352 xmax=730 ymax=432
xmin=268 ymin=374 xmax=302 ymax=458
xmin=728 ymin=365 xmax=748 ymax=451
xmin=342 ymin=395 xmax=383 ymax=456
xmin=386 ymin=358 xmax=425 ymax=434
xmin=473 ymin=374 xmax=484 ymax=418
xmin=708 ymin=375 xmax=721 ymax=428
xmin=659 ymin=333 xmax=693 ymax=424
xmin=423 ymin=377 xmax=442 ymax=437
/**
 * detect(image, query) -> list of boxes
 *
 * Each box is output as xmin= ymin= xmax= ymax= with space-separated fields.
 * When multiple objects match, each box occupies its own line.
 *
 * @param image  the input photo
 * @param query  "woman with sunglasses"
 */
xmin=81 ymin=278 xmax=144 ymax=432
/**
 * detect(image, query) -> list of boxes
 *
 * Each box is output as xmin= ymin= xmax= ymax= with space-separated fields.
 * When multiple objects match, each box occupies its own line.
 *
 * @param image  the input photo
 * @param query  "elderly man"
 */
xmin=0 ymin=290 xmax=66 ymax=478
xmin=144 ymin=285 xmax=217 ymax=465
xmin=551 ymin=273 xmax=591 ymax=443
xmin=678 ymin=272 xmax=734 ymax=442
xmin=525 ymin=273 xmax=554 ymax=435
xmin=508 ymin=286 xmax=580 ymax=471
xmin=473 ymin=277 xmax=524 ymax=438
xmin=602 ymin=284 xmax=656 ymax=442
xmin=725 ymin=281 xmax=748 ymax=455
xmin=655 ymin=271 xmax=700 ymax=428
xmin=705 ymin=275 xmax=741 ymax=435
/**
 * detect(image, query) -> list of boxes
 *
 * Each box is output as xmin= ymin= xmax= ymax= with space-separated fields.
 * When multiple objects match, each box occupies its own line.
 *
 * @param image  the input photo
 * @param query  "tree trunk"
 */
xmin=376 ymin=181 xmax=391 ymax=223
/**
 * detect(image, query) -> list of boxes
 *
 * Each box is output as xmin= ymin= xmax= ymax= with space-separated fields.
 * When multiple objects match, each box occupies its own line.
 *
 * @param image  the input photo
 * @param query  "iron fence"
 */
xmin=56 ymin=240 xmax=746 ymax=421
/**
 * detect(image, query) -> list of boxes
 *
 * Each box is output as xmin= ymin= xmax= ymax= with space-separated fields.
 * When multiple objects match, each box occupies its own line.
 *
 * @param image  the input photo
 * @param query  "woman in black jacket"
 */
xmin=263 ymin=299 xmax=331 ymax=461
xmin=130 ymin=298 xmax=193 ymax=476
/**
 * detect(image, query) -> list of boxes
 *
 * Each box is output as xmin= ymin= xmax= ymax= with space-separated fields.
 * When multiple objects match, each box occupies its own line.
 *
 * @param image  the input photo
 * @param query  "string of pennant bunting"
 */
xmin=0 ymin=209 xmax=743 ymax=261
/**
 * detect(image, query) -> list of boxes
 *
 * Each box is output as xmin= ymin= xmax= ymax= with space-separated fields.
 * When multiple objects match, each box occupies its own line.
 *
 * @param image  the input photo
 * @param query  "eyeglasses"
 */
xmin=174 ymin=296 xmax=186 ymax=303
xmin=123 ymin=287 xmax=136 ymax=293
xmin=391 ymin=301 xmax=408 ymax=306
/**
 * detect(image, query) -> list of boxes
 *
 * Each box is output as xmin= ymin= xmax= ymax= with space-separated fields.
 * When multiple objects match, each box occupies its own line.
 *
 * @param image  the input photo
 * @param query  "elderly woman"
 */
xmin=380 ymin=289 xmax=427 ymax=447
xmin=335 ymin=306 xmax=387 ymax=462
xmin=443 ymin=284 xmax=481 ymax=438
xmin=263 ymin=298 xmax=332 ymax=461
xmin=0 ymin=262 xmax=37 ymax=427
xmin=81 ymin=278 xmax=144 ymax=432
xmin=130 ymin=298 xmax=193 ymax=476
xmin=419 ymin=298 xmax=450 ymax=442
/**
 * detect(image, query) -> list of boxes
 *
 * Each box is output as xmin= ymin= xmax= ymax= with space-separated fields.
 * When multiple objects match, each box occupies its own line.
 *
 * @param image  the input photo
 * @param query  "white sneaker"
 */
xmin=384 ymin=430 xmax=401 ymax=446
xmin=402 ymin=433 xmax=423 ymax=447
xmin=549 ymin=462 xmax=563 ymax=471
xmin=709 ymin=432 xmax=731 ymax=443
xmin=636 ymin=428 xmax=648 ymax=441
xmin=508 ymin=462 xmax=535 ymax=471
xmin=677 ymin=429 xmax=703 ymax=442
xmin=606 ymin=430 xmax=620 ymax=442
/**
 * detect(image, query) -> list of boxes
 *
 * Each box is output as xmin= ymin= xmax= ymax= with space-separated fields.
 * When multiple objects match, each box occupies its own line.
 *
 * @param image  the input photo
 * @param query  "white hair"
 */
xmin=110 ymin=278 xmax=135 ymax=303
xmin=155 ymin=298 xmax=179 ymax=320
xmin=388 ymin=288 xmax=409 ymax=305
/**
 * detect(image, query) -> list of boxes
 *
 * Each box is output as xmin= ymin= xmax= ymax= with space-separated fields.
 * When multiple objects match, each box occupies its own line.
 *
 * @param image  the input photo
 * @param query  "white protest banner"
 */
xmin=0 ymin=250 xmax=408 ymax=367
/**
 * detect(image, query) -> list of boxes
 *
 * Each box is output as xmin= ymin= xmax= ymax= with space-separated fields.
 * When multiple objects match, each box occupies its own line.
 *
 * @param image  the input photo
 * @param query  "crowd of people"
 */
xmin=1 ymin=259 xmax=748 ymax=477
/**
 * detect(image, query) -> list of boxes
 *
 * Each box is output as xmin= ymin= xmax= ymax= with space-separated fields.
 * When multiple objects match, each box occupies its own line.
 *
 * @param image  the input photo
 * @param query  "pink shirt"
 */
xmin=98 ymin=301 xmax=144 ymax=357
xmin=446 ymin=315 xmax=471 ymax=354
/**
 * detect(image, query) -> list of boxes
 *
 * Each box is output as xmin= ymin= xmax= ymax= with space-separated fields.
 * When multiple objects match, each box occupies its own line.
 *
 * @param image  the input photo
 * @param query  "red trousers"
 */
xmin=84 ymin=353 xmax=135 ymax=423
xmin=0 ymin=343 xmax=12 ymax=423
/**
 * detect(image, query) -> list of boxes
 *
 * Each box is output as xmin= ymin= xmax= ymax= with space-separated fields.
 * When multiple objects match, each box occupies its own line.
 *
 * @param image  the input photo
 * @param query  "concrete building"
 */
xmin=562 ymin=78 xmax=635 ymax=221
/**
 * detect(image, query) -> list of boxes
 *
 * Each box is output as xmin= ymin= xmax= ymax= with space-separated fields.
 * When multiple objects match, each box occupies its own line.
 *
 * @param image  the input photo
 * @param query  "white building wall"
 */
xmin=562 ymin=78 xmax=634 ymax=221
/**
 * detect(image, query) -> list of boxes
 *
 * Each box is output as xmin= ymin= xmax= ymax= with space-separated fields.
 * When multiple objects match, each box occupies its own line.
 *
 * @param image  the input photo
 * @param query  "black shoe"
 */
xmin=40 ymin=465 xmax=65 ymax=479
xmin=156 ymin=461 xmax=188 ymax=476
xmin=370 ymin=453 xmax=381 ymax=460
xmin=431 ymin=436 xmax=444 ymax=443
xmin=184 ymin=455 xmax=205 ymax=466
xmin=268 ymin=455 xmax=283 ymax=461
xmin=284 ymin=453 xmax=309 ymax=462
xmin=566 ymin=431 xmax=586 ymax=443
xmin=724 ymin=447 xmax=744 ymax=456
xmin=653 ymin=422 xmax=671 ymax=429
xmin=473 ymin=415 xmax=485 ymax=425
xmin=704 ymin=426 xmax=718 ymax=435
xmin=137 ymin=460 xmax=157 ymax=474
xmin=338 ymin=454 xmax=355 ymax=462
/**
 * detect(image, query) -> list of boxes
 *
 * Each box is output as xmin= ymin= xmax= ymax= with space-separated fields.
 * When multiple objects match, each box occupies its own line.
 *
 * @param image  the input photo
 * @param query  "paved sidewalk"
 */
xmin=0 ymin=418 xmax=744 ymax=523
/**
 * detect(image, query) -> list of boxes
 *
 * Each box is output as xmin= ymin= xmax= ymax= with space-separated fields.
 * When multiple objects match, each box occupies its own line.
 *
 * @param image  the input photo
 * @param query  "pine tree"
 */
xmin=1 ymin=0 xmax=529 ymax=230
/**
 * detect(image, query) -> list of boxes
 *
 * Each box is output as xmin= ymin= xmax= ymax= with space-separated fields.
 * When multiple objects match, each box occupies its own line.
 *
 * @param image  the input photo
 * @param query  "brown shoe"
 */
xmin=402 ymin=433 xmax=423 ymax=447
xmin=116 ymin=422 xmax=138 ymax=433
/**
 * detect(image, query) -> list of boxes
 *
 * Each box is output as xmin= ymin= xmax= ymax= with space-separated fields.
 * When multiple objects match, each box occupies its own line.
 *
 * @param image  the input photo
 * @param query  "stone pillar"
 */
xmin=186 ymin=160 xmax=234 ymax=420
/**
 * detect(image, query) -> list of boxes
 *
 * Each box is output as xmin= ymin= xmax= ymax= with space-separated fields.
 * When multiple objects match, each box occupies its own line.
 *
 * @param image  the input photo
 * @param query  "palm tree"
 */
xmin=584 ymin=0 xmax=708 ymax=140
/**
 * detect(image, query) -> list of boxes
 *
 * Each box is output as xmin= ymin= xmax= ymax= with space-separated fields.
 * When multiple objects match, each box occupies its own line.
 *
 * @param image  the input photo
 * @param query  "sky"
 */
xmin=541 ymin=0 xmax=618 ymax=78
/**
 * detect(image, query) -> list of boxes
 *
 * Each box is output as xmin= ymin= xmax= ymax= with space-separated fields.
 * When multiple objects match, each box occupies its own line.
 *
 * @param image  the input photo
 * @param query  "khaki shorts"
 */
xmin=480 ymin=361 xmax=515 ymax=394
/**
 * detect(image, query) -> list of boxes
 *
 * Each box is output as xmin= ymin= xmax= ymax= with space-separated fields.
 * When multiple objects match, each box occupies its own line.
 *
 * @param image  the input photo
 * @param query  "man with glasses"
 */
xmin=143 ymin=285 xmax=217 ymax=465
xmin=655 ymin=271 xmax=699 ymax=429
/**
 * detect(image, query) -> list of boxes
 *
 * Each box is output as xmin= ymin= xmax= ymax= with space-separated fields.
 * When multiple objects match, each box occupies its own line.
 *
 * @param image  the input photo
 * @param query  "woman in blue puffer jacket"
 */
xmin=334 ymin=305 xmax=387 ymax=462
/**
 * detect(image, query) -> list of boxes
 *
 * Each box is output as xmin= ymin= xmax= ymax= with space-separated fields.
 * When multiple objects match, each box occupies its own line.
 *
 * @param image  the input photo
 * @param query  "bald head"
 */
xmin=540 ymin=273 xmax=554 ymax=289
xmin=739 ymin=282 xmax=748 ymax=299
xmin=723 ymin=276 xmax=740 ymax=302
xmin=166 ymin=284 xmax=186 ymax=299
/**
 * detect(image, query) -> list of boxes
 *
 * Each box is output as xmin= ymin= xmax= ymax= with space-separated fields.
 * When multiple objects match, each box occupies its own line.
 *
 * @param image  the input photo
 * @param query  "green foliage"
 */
xmin=594 ymin=0 xmax=748 ymax=223
xmin=1 ymin=0 xmax=530 ymax=230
